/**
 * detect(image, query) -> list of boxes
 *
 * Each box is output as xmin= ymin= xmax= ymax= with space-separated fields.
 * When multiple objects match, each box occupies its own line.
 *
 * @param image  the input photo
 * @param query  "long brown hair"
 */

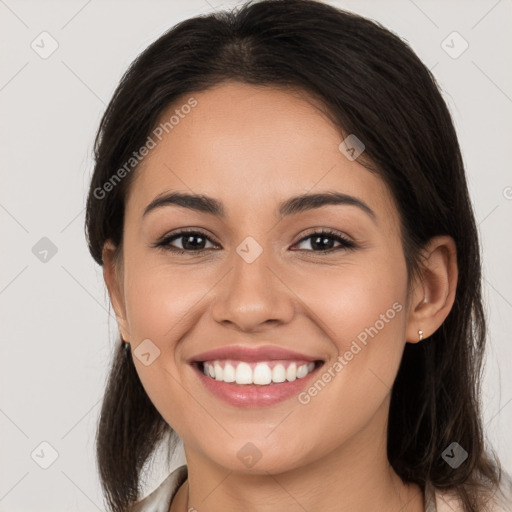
xmin=85 ymin=1 xmax=502 ymax=510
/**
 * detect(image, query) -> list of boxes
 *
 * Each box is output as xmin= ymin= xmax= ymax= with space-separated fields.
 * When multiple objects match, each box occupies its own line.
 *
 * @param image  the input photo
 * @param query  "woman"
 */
xmin=85 ymin=0 xmax=512 ymax=511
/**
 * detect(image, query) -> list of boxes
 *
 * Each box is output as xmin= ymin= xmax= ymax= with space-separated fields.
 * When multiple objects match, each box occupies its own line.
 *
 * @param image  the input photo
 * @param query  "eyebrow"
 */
xmin=143 ymin=190 xmax=376 ymax=222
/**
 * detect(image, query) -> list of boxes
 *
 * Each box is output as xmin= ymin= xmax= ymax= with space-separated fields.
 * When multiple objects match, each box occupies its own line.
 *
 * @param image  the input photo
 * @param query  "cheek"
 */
xmin=296 ymin=252 xmax=407 ymax=353
xmin=328 ymin=272 xmax=406 ymax=358
xmin=120 ymin=258 xmax=216 ymax=423
xmin=291 ymin=251 xmax=409 ymax=413
xmin=124 ymin=259 xmax=207 ymax=344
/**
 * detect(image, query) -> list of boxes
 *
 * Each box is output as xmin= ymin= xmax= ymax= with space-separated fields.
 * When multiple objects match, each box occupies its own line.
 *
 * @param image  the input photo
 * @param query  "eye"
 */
xmin=153 ymin=229 xmax=218 ymax=254
xmin=292 ymin=228 xmax=356 ymax=252
xmin=153 ymin=228 xmax=356 ymax=255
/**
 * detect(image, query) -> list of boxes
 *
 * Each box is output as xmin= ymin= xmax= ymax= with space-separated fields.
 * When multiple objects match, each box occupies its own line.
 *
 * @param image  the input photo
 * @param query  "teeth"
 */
xmin=253 ymin=363 xmax=272 ymax=385
xmin=202 ymin=360 xmax=317 ymax=385
xmin=223 ymin=363 xmax=236 ymax=383
xmin=235 ymin=362 xmax=252 ymax=384
xmin=297 ymin=364 xmax=308 ymax=378
xmin=272 ymin=364 xmax=286 ymax=383
xmin=286 ymin=363 xmax=297 ymax=381
xmin=214 ymin=362 xmax=223 ymax=381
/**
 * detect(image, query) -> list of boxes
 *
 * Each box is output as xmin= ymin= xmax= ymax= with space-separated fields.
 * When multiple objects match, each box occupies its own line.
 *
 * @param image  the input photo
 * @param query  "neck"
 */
xmin=171 ymin=401 xmax=424 ymax=512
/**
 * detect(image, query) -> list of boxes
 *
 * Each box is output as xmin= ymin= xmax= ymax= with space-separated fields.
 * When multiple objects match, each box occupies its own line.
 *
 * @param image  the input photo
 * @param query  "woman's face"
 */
xmin=107 ymin=81 xmax=415 ymax=474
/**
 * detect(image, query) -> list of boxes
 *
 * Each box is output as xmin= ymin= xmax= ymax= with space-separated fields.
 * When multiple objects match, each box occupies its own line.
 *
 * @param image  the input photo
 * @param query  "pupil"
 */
xmin=312 ymin=235 xmax=333 ymax=250
xmin=184 ymin=234 xmax=204 ymax=250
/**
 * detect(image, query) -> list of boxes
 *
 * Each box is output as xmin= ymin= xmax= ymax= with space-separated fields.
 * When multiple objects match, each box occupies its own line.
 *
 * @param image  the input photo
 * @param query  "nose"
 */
xmin=210 ymin=246 xmax=295 ymax=333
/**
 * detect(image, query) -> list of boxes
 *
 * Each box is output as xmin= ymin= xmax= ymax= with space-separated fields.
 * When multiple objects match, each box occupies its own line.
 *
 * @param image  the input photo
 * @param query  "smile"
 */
xmin=200 ymin=359 xmax=317 ymax=385
xmin=190 ymin=359 xmax=324 ymax=408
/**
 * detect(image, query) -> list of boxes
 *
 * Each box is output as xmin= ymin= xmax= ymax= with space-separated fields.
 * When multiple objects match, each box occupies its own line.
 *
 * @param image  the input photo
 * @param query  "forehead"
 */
xmin=125 ymin=81 xmax=397 ymax=224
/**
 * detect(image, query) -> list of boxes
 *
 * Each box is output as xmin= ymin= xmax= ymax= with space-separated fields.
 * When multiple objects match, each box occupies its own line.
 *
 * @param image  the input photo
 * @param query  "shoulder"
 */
xmin=125 ymin=466 xmax=512 ymax=511
xmin=488 ymin=470 xmax=512 ymax=512
xmin=128 ymin=464 xmax=188 ymax=512
xmin=430 ymin=471 xmax=512 ymax=512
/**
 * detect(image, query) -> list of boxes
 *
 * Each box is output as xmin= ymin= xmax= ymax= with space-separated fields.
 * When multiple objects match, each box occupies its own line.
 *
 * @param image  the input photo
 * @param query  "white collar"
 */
xmin=129 ymin=464 xmax=512 ymax=512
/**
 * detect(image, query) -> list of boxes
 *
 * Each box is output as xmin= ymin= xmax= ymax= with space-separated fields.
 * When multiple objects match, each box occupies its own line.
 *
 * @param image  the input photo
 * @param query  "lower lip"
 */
xmin=191 ymin=362 xmax=323 ymax=408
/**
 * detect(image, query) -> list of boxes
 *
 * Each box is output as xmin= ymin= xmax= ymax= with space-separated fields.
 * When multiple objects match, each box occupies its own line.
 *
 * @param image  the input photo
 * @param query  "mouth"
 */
xmin=194 ymin=359 xmax=322 ymax=385
xmin=189 ymin=350 xmax=325 ymax=408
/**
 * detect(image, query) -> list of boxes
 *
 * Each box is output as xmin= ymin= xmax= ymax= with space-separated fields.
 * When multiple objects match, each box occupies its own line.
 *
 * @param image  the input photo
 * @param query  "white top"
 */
xmin=129 ymin=464 xmax=512 ymax=512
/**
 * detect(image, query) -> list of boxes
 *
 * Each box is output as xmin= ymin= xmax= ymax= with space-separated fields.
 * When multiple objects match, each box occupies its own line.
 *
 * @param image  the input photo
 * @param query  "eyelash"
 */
xmin=153 ymin=228 xmax=356 ymax=255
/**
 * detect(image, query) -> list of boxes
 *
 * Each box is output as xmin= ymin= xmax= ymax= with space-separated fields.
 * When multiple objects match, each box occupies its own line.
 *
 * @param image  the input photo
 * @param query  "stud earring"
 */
xmin=418 ymin=330 xmax=424 ymax=342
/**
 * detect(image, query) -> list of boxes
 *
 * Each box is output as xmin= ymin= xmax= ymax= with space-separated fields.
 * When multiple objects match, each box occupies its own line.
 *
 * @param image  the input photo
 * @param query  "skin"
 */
xmin=102 ymin=81 xmax=458 ymax=512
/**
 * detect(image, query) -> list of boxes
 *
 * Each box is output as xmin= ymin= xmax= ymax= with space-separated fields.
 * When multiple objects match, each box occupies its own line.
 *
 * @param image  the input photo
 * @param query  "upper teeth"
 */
xmin=202 ymin=360 xmax=316 ymax=385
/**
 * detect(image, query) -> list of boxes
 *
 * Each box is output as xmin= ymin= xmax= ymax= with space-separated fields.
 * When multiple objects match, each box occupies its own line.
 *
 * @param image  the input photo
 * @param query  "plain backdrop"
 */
xmin=0 ymin=0 xmax=511 ymax=510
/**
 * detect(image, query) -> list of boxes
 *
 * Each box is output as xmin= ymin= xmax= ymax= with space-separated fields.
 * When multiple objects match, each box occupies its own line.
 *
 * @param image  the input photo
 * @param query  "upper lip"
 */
xmin=189 ymin=345 xmax=322 ymax=363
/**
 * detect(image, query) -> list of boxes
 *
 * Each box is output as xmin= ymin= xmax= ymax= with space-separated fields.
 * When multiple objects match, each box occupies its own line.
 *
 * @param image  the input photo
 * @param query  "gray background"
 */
xmin=1 ymin=0 xmax=511 ymax=510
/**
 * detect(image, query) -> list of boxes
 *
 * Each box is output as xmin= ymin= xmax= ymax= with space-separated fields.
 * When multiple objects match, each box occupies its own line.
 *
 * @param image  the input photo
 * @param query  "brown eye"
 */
xmin=154 ymin=230 xmax=218 ymax=254
xmin=153 ymin=228 xmax=356 ymax=255
xmin=292 ymin=229 xmax=356 ymax=252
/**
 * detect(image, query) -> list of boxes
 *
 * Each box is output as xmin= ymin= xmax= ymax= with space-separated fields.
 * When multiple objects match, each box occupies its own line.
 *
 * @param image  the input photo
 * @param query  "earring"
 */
xmin=418 ymin=330 xmax=424 ymax=342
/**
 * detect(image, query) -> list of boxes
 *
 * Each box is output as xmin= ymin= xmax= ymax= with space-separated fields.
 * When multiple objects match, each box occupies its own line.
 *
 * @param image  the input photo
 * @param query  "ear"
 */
xmin=405 ymin=235 xmax=458 ymax=343
xmin=102 ymin=239 xmax=130 ymax=342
